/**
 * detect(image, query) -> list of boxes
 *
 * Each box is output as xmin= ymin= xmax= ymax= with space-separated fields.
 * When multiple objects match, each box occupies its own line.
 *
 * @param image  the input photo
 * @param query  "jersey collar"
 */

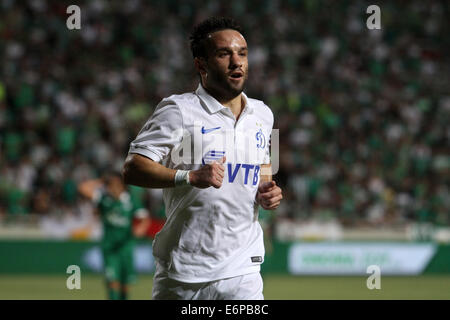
xmin=195 ymin=83 xmax=254 ymax=115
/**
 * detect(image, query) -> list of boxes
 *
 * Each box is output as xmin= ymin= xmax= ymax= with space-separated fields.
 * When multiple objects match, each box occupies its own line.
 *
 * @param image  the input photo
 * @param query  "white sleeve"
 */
xmin=128 ymin=99 xmax=183 ymax=163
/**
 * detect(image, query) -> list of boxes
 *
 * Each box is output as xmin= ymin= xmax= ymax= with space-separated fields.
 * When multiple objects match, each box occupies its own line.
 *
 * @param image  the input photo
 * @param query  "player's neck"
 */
xmin=202 ymin=82 xmax=244 ymax=120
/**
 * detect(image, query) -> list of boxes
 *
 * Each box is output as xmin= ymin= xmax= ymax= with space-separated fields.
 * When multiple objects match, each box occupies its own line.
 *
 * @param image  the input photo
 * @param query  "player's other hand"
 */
xmin=189 ymin=156 xmax=226 ymax=189
xmin=256 ymin=180 xmax=283 ymax=210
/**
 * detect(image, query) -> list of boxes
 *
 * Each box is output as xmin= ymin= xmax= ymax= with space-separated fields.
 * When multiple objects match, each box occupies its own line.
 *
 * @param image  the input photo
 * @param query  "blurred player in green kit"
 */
xmin=78 ymin=171 xmax=150 ymax=300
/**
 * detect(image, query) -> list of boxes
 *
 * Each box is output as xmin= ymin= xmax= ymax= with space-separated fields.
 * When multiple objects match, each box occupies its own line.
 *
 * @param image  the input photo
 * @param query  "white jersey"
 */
xmin=128 ymin=84 xmax=274 ymax=283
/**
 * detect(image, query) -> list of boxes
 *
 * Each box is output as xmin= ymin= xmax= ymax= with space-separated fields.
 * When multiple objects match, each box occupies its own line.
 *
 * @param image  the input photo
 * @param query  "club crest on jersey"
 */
xmin=256 ymin=129 xmax=266 ymax=149
xmin=202 ymin=150 xmax=225 ymax=165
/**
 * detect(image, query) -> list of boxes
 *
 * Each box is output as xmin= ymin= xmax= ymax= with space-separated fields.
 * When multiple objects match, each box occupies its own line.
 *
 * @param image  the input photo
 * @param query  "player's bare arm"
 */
xmin=78 ymin=179 xmax=103 ymax=200
xmin=123 ymin=154 xmax=177 ymax=188
xmin=259 ymin=163 xmax=272 ymax=183
xmin=123 ymin=153 xmax=225 ymax=189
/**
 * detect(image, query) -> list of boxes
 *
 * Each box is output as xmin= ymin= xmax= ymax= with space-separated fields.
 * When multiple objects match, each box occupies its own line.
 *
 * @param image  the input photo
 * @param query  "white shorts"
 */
xmin=152 ymin=263 xmax=264 ymax=300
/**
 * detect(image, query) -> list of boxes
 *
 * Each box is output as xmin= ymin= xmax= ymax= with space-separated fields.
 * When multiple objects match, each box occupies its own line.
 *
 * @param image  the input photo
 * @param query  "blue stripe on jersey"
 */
xmin=208 ymin=151 xmax=225 ymax=156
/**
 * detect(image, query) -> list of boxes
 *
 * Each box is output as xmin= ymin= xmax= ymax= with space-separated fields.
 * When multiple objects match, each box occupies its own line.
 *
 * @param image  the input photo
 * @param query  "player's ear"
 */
xmin=194 ymin=57 xmax=207 ymax=77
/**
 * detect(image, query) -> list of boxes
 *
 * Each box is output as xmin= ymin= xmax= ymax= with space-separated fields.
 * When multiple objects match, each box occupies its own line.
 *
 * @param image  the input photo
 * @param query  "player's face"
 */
xmin=201 ymin=29 xmax=248 ymax=100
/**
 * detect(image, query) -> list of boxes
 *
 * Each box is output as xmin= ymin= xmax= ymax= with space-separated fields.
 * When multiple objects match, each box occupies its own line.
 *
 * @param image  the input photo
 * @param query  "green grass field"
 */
xmin=0 ymin=274 xmax=449 ymax=300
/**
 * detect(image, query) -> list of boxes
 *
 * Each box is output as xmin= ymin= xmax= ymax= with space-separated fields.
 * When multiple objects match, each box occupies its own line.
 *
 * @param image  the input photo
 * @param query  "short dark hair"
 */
xmin=189 ymin=17 xmax=243 ymax=59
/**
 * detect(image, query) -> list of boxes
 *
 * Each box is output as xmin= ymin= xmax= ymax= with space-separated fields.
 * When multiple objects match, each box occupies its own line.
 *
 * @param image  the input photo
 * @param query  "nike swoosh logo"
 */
xmin=201 ymin=126 xmax=221 ymax=134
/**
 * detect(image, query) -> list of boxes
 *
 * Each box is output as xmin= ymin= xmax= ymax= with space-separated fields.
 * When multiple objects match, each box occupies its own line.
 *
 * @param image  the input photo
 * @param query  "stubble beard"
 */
xmin=207 ymin=70 xmax=248 ymax=102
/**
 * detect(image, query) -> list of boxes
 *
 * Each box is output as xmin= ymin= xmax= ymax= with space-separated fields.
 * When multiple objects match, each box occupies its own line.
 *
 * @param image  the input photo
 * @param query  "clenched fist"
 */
xmin=189 ymin=156 xmax=226 ymax=189
xmin=256 ymin=180 xmax=283 ymax=210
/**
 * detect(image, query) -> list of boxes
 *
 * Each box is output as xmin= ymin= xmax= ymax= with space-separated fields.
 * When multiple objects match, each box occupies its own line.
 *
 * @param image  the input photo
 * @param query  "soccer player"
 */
xmin=78 ymin=171 xmax=150 ymax=300
xmin=123 ymin=17 xmax=283 ymax=300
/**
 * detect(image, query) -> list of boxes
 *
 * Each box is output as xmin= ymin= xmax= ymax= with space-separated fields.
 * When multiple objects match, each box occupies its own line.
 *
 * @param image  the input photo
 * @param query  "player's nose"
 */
xmin=229 ymin=52 xmax=243 ymax=69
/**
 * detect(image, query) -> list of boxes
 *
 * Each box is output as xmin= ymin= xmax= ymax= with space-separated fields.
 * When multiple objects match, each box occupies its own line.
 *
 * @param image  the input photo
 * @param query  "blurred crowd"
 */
xmin=0 ymin=0 xmax=448 ymax=238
